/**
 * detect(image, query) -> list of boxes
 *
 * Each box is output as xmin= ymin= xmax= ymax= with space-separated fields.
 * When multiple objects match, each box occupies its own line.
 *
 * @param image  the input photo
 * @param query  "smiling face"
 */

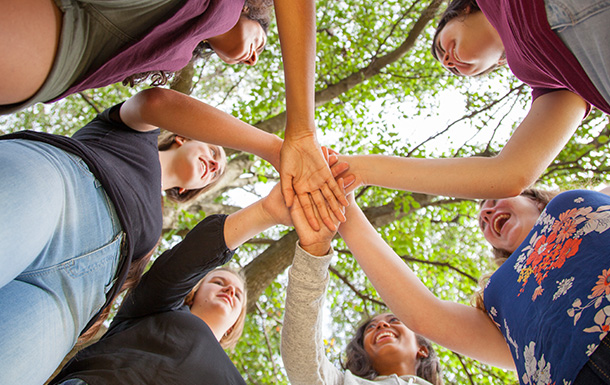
xmin=362 ymin=313 xmax=422 ymax=375
xmin=433 ymin=10 xmax=505 ymax=76
xmin=479 ymin=196 xmax=543 ymax=253
xmin=207 ymin=15 xmax=267 ymax=66
xmin=172 ymin=137 xmax=226 ymax=191
xmin=189 ymin=270 xmax=245 ymax=340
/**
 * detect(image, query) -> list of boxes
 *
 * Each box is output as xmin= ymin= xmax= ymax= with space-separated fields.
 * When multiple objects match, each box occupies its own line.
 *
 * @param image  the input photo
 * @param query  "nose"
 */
xmin=376 ymin=320 xmax=390 ymax=330
xmin=443 ymin=53 xmax=455 ymax=68
xmin=223 ymin=284 xmax=235 ymax=298
xmin=208 ymin=159 xmax=219 ymax=173
xmin=243 ymin=50 xmax=258 ymax=66
xmin=479 ymin=208 xmax=492 ymax=225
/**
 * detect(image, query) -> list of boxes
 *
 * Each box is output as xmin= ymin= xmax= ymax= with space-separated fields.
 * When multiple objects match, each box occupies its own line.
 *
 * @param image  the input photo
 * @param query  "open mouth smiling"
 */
xmin=375 ymin=330 xmax=397 ymax=344
xmin=199 ymin=158 xmax=207 ymax=179
xmin=493 ymin=213 xmax=510 ymax=235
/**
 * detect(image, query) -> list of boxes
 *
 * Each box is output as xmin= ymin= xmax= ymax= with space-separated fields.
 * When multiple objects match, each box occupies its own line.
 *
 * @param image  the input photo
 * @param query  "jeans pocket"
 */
xmin=545 ymin=0 xmax=610 ymax=30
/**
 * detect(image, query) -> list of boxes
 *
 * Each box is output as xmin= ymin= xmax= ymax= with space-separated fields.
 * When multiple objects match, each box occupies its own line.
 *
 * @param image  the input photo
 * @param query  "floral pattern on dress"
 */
xmin=522 ymin=342 xmax=552 ymax=385
xmin=512 ymin=201 xmax=610 ymax=298
xmin=489 ymin=195 xmax=610 ymax=385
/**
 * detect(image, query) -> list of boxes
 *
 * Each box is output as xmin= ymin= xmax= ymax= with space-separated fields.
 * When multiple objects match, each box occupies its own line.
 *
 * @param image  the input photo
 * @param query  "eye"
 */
xmin=389 ymin=317 xmax=400 ymax=323
xmin=365 ymin=322 xmax=376 ymax=331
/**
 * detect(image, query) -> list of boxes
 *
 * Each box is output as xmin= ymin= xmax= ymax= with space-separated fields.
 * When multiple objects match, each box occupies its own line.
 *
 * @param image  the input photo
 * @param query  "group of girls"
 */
xmin=2 ymin=0 xmax=610 ymax=384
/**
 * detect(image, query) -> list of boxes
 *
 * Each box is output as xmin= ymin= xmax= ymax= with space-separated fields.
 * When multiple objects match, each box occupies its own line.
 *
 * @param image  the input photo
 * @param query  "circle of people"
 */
xmin=1 ymin=0 xmax=609 ymax=384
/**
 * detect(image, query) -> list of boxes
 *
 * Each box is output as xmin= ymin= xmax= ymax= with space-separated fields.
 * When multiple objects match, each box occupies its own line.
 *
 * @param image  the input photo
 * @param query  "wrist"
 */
xmin=300 ymin=241 xmax=332 ymax=257
xmin=283 ymin=125 xmax=317 ymax=143
xmin=257 ymin=197 xmax=277 ymax=229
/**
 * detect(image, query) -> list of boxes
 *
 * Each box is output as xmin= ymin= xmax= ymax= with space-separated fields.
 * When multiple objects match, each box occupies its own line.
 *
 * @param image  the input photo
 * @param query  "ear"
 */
xmin=498 ymin=57 xmax=507 ymax=66
xmin=224 ymin=327 xmax=234 ymax=338
xmin=175 ymin=136 xmax=186 ymax=146
xmin=417 ymin=346 xmax=429 ymax=359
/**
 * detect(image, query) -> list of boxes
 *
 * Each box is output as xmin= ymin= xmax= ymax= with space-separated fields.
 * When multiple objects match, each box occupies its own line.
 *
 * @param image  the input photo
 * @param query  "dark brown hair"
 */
xmin=342 ymin=314 xmax=444 ymax=385
xmin=472 ymin=188 xmax=560 ymax=310
xmin=157 ymin=131 xmax=226 ymax=203
xmin=122 ymin=0 xmax=274 ymax=87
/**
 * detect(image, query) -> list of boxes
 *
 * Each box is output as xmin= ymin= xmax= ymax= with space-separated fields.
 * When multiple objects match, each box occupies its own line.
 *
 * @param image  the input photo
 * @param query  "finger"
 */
xmin=289 ymin=198 xmax=309 ymax=230
xmin=297 ymin=192 xmax=321 ymax=231
xmin=321 ymin=146 xmax=329 ymax=163
xmin=281 ymin=174 xmax=295 ymax=207
xmin=327 ymin=147 xmax=339 ymax=156
xmin=342 ymin=175 xmax=357 ymax=192
xmin=310 ymin=189 xmax=337 ymax=231
xmin=322 ymin=175 xmax=349 ymax=208
xmin=330 ymin=160 xmax=349 ymax=178
xmin=320 ymin=183 xmax=346 ymax=222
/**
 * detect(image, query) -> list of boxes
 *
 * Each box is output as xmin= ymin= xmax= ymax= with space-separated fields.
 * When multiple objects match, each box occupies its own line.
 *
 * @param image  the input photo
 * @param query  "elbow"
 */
xmin=490 ymin=157 xmax=540 ymax=198
xmin=133 ymin=87 xmax=172 ymax=110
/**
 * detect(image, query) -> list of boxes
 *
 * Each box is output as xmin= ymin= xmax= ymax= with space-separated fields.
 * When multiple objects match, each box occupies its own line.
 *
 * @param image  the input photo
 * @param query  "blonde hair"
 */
xmin=184 ymin=266 xmax=248 ymax=350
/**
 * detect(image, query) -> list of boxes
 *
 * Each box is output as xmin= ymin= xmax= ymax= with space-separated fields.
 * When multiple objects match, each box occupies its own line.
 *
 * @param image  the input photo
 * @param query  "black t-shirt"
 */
xmin=0 ymin=104 xmax=163 ymax=332
xmin=51 ymin=215 xmax=246 ymax=385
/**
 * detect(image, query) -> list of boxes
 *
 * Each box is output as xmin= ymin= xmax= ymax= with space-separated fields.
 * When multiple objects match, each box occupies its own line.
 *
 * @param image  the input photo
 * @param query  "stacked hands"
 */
xmin=278 ymin=139 xmax=359 ymax=255
xmin=279 ymin=135 xmax=359 ymax=234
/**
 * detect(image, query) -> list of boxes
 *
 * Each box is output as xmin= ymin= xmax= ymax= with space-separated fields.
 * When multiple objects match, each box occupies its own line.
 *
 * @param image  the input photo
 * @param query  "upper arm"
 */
xmin=119 ymin=88 xmax=169 ymax=132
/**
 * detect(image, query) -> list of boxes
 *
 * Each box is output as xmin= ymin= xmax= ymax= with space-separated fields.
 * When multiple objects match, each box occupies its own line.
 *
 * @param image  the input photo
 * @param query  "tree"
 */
xmin=4 ymin=0 xmax=609 ymax=383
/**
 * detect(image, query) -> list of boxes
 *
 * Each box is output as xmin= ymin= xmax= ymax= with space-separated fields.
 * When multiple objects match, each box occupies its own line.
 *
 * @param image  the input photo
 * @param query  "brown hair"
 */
xmin=122 ymin=0 xmax=274 ymax=87
xmin=472 ymin=188 xmax=560 ymax=310
xmin=342 ymin=314 xmax=444 ymax=385
xmin=183 ymin=266 xmax=248 ymax=350
xmin=157 ymin=130 xmax=226 ymax=203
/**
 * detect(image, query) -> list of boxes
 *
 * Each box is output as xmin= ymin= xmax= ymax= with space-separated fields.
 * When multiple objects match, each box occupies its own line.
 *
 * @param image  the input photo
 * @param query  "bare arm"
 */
xmin=119 ymin=87 xmax=282 ymax=170
xmin=274 ymin=0 xmax=348 ymax=230
xmin=340 ymin=91 xmax=587 ymax=199
xmin=338 ymin=196 xmax=515 ymax=370
xmin=223 ymin=183 xmax=290 ymax=250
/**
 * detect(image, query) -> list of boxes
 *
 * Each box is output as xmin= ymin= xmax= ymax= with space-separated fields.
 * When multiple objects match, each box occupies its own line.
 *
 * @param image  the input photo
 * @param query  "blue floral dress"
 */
xmin=485 ymin=190 xmax=610 ymax=385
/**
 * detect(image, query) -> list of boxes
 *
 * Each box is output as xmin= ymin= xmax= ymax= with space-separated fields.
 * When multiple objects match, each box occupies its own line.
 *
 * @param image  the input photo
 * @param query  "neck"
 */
xmin=158 ymin=150 xmax=177 ymax=190
xmin=376 ymin=360 xmax=417 ymax=378
xmin=191 ymin=309 xmax=227 ymax=342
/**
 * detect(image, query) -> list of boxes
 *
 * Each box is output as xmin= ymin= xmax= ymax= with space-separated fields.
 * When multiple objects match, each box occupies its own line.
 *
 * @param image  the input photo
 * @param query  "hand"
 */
xmin=332 ymin=155 xmax=363 ymax=195
xmin=280 ymin=136 xmax=348 ymax=231
xmin=261 ymin=183 xmax=292 ymax=227
xmin=290 ymin=191 xmax=341 ymax=256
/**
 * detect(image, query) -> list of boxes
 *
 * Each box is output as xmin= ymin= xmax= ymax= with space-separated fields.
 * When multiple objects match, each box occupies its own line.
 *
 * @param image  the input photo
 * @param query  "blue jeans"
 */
xmin=545 ymin=0 xmax=610 ymax=106
xmin=0 ymin=140 xmax=123 ymax=385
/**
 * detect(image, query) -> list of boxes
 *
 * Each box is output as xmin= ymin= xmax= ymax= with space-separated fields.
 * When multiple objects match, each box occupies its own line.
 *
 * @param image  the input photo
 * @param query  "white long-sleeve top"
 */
xmin=281 ymin=243 xmax=433 ymax=385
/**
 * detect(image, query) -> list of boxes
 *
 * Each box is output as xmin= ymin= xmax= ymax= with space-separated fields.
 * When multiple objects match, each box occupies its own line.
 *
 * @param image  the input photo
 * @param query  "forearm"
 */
xmin=121 ymin=88 xmax=282 ymax=167
xmin=281 ymin=244 xmax=343 ymax=385
xmin=338 ymin=205 xmax=514 ymax=369
xmin=346 ymin=154 xmax=530 ymax=199
xmin=274 ymin=0 xmax=316 ymax=138
xmin=224 ymin=199 xmax=278 ymax=251
xmin=343 ymin=91 xmax=585 ymax=199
